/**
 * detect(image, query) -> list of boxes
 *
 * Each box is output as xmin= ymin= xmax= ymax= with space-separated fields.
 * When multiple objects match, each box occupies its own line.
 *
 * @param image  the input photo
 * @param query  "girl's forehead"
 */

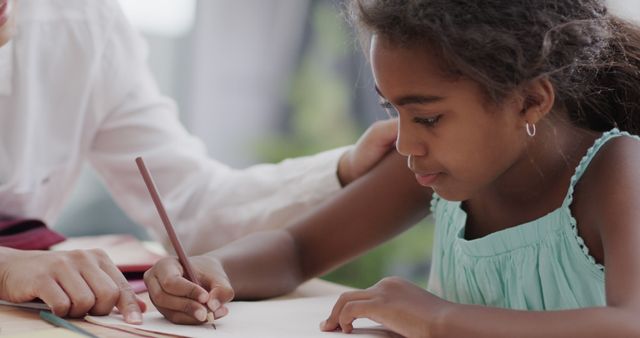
xmin=370 ymin=34 xmax=494 ymax=108
xmin=370 ymin=35 xmax=457 ymax=94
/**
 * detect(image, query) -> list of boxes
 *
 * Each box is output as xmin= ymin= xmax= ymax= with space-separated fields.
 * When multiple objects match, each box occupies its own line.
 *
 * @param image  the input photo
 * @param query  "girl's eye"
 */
xmin=379 ymin=100 xmax=399 ymax=118
xmin=413 ymin=115 xmax=442 ymax=127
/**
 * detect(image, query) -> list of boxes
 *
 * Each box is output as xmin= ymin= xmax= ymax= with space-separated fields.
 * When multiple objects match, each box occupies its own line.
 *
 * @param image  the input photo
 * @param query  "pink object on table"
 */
xmin=0 ymin=218 xmax=66 ymax=250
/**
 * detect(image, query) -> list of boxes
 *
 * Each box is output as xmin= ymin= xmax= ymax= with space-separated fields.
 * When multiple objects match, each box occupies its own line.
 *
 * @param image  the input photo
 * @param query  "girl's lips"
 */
xmin=415 ymin=173 xmax=440 ymax=186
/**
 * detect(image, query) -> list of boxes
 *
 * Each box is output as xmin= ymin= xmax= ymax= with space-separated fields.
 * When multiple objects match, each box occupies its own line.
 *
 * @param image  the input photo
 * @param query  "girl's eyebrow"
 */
xmin=374 ymin=86 xmax=444 ymax=106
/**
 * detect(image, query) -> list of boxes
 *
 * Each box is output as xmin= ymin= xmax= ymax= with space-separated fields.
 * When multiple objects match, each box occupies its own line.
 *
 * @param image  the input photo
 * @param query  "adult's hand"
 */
xmin=337 ymin=118 xmax=398 ymax=186
xmin=0 ymin=247 xmax=146 ymax=323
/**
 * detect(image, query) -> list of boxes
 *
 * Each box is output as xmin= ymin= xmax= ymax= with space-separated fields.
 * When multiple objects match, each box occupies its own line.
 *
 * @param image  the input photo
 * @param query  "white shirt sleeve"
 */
xmin=86 ymin=2 xmax=348 ymax=254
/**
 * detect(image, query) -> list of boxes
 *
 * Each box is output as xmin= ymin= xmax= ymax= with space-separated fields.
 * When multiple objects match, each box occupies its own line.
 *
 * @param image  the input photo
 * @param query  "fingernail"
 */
xmin=320 ymin=320 xmax=327 ymax=329
xmin=195 ymin=308 xmax=207 ymax=322
xmin=208 ymin=299 xmax=221 ymax=311
xmin=198 ymin=292 xmax=208 ymax=303
xmin=127 ymin=311 xmax=142 ymax=324
xmin=213 ymin=306 xmax=227 ymax=319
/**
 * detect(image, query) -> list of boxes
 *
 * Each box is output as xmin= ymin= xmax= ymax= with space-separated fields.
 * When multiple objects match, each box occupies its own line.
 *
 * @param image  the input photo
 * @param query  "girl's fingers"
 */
xmin=150 ymin=258 xmax=209 ymax=302
xmin=206 ymin=278 xmax=234 ymax=315
xmin=213 ymin=305 xmax=228 ymax=319
xmin=161 ymin=274 xmax=208 ymax=303
xmin=321 ymin=290 xmax=372 ymax=332
xmin=146 ymin=275 xmax=208 ymax=322
xmin=157 ymin=307 xmax=211 ymax=325
xmin=337 ymin=299 xmax=376 ymax=333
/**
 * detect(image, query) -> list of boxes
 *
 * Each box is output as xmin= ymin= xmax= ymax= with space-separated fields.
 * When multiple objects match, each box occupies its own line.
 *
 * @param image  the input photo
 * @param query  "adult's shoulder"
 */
xmin=14 ymin=0 xmax=133 ymax=62
xmin=16 ymin=0 xmax=125 ymax=31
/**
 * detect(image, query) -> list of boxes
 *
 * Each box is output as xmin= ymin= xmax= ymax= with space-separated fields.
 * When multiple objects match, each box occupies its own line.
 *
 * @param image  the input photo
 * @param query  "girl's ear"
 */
xmin=520 ymin=77 xmax=555 ymax=125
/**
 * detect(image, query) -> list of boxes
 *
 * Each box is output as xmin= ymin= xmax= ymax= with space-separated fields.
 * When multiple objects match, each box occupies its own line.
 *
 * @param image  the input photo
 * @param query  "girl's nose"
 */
xmin=395 ymin=121 xmax=427 ymax=158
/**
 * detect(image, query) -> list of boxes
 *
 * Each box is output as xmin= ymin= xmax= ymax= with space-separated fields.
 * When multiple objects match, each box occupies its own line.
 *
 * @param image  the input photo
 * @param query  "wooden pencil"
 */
xmin=135 ymin=157 xmax=216 ymax=329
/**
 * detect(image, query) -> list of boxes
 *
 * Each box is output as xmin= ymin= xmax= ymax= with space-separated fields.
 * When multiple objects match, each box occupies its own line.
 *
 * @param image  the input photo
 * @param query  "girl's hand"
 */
xmin=338 ymin=118 xmax=398 ymax=186
xmin=320 ymin=277 xmax=452 ymax=338
xmin=144 ymin=255 xmax=234 ymax=325
xmin=0 ymin=249 xmax=146 ymax=323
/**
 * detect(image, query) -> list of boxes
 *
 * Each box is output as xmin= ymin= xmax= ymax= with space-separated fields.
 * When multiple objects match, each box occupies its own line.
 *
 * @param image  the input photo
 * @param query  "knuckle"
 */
xmin=335 ymin=294 xmax=347 ymax=306
xmin=214 ymin=285 xmax=235 ymax=303
xmin=32 ymin=271 xmax=50 ymax=283
xmin=182 ymin=301 xmax=200 ymax=316
xmin=187 ymin=285 xmax=201 ymax=300
xmin=94 ymin=285 xmax=119 ymax=304
xmin=342 ymin=302 xmax=356 ymax=315
xmin=75 ymin=293 xmax=96 ymax=309
xmin=88 ymin=248 xmax=109 ymax=261
xmin=50 ymin=254 xmax=72 ymax=269
xmin=118 ymin=284 xmax=135 ymax=296
xmin=68 ymin=249 xmax=88 ymax=260
xmin=159 ymin=257 xmax=179 ymax=268
xmin=379 ymin=276 xmax=403 ymax=288
xmin=160 ymin=275 xmax=179 ymax=290
xmin=337 ymin=292 xmax=352 ymax=302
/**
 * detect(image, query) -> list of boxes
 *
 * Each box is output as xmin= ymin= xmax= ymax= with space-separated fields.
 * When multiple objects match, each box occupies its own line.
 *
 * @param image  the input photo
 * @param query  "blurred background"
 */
xmin=54 ymin=0 xmax=433 ymax=289
xmin=53 ymin=0 xmax=638 ymax=289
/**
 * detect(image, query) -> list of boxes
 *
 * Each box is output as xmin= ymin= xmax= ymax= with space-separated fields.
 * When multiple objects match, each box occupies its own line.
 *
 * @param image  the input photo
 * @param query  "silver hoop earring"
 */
xmin=525 ymin=122 xmax=536 ymax=137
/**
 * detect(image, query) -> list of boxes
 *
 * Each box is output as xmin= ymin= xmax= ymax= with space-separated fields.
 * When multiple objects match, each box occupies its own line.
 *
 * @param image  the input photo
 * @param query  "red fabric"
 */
xmin=0 ymin=219 xmax=66 ymax=250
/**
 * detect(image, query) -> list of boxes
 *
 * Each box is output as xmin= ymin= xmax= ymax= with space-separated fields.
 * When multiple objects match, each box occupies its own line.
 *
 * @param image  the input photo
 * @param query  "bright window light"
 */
xmin=117 ymin=0 xmax=197 ymax=37
xmin=608 ymin=1 xmax=640 ymax=23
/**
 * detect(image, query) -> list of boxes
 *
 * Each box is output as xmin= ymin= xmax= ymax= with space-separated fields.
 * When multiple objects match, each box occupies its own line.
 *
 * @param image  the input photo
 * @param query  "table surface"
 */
xmin=0 ymin=279 xmax=352 ymax=337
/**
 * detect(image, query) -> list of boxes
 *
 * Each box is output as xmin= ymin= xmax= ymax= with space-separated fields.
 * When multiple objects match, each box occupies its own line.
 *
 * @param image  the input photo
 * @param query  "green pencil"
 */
xmin=39 ymin=311 xmax=99 ymax=338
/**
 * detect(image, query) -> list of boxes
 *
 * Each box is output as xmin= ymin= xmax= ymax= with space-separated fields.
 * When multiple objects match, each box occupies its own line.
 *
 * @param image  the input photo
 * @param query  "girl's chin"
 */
xmin=431 ymin=187 xmax=469 ymax=202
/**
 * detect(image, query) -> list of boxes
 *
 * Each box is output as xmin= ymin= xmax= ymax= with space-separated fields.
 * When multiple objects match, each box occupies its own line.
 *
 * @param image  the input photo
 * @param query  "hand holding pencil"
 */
xmin=136 ymin=157 xmax=234 ymax=326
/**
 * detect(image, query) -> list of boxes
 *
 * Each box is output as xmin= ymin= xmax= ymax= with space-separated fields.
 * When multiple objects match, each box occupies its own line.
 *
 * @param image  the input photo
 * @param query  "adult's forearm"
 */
xmin=434 ymin=303 xmax=640 ymax=338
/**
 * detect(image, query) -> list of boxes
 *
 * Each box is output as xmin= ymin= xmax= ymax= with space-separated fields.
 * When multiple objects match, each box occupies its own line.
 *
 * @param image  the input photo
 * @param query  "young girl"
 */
xmin=144 ymin=0 xmax=640 ymax=336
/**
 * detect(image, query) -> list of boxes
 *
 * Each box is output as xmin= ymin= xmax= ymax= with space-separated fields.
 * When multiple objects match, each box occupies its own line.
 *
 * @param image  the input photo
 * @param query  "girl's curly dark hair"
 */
xmin=348 ymin=0 xmax=640 ymax=133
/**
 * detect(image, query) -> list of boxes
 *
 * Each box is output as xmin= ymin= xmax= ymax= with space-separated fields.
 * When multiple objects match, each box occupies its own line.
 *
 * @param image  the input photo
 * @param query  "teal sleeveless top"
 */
xmin=427 ymin=128 xmax=639 ymax=310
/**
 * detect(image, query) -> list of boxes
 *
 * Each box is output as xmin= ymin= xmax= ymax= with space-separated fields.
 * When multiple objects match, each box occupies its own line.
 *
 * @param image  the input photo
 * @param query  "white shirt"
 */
xmin=0 ymin=0 xmax=346 ymax=254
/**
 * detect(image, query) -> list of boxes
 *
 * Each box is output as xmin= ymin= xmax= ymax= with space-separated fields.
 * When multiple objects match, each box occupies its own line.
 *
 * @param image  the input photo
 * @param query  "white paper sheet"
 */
xmin=86 ymin=296 xmax=399 ymax=338
xmin=0 ymin=299 xmax=49 ymax=310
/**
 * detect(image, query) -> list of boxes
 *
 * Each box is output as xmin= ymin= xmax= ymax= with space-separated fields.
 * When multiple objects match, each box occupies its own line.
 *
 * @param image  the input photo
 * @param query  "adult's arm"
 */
xmin=85 ymin=1 xmax=393 ymax=254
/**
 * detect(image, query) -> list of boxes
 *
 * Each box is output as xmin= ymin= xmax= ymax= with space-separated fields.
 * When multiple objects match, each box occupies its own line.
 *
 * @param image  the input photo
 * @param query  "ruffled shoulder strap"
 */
xmin=563 ymin=128 xmax=640 ymax=207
